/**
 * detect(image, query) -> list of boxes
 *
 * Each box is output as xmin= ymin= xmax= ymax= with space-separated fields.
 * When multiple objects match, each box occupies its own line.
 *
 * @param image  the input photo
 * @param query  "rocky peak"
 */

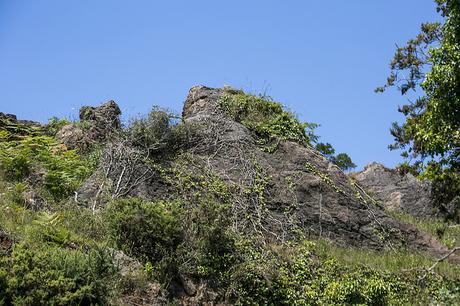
xmin=79 ymin=100 xmax=121 ymax=129
xmin=0 ymin=112 xmax=41 ymax=127
xmin=57 ymin=100 xmax=122 ymax=150
xmin=182 ymin=85 xmax=242 ymax=119
xmin=76 ymin=86 xmax=452 ymax=257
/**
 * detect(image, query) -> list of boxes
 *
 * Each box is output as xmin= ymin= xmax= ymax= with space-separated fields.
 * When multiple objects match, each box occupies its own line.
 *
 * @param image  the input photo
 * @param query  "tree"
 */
xmin=315 ymin=142 xmax=357 ymax=171
xmin=377 ymin=0 xmax=460 ymax=217
xmin=331 ymin=153 xmax=357 ymax=172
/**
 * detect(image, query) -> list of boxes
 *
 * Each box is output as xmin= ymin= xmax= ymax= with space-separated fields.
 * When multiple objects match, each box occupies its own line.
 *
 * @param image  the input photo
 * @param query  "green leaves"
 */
xmin=0 ymin=123 xmax=96 ymax=201
xmin=0 ymin=243 xmax=115 ymax=305
xmin=379 ymin=0 xmax=460 ymax=215
xmin=219 ymin=93 xmax=319 ymax=147
xmin=105 ymin=198 xmax=182 ymax=263
xmin=315 ymin=142 xmax=357 ymax=171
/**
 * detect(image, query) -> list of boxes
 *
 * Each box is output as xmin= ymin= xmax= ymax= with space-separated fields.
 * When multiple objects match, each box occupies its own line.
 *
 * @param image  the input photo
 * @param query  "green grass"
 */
xmin=389 ymin=211 xmax=460 ymax=249
xmin=314 ymin=239 xmax=460 ymax=280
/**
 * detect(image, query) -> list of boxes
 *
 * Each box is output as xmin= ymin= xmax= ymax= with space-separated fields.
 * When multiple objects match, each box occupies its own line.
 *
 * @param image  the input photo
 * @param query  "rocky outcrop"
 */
xmin=57 ymin=100 xmax=121 ymax=150
xmin=79 ymin=100 xmax=121 ymax=130
xmin=351 ymin=162 xmax=441 ymax=219
xmin=78 ymin=86 xmax=450 ymax=257
xmin=0 ymin=112 xmax=41 ymax=127
xmin=178 ymin=86 xmax=448 ymax=253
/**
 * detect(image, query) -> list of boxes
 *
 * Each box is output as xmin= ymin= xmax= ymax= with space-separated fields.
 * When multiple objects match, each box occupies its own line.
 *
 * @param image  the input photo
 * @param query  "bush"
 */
xmin=176 ymin=200 xmax=240 ymax=283
xmin=218 ymin=93 xmax=318 ymax=146
xmin=229 ymin=241 xmax=460 ymax=305
xmin=0 ymin=134 xmax=96 ymax=201
xmin=127 ymin=107 xmax=188 ymax=157
xmin=105 ymin=198 xmax=182 ymax=263
xmin=45 ymin=117 xmax=71 ymax=136
xmin=0 ymin=243 xmax=116 ymax=305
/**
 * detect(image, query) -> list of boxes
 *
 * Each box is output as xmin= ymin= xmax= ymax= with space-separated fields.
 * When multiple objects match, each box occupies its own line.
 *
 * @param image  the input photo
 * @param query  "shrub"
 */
xmin=45 ymin=117 xmax=71 ymax=136
xmin=0 ymin=243 xmax=116 ymax=305
xmin=0 ymin=134 xmax=96 ymax=201
xmin=127 ymin=107 xmax=188 ymax=157
xmin=218 ymin=93 xmax=318 ymax=146
xmin=176 ymin=200 xmax=240 ymax=283
xmin=105 ymin=198 xmax=182 ymax=263
xmin=229 ymin=241 xmax=460 ymax=305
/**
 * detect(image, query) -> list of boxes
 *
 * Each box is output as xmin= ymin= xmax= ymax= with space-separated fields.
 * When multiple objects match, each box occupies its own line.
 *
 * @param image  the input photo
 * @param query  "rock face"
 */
xmin=79 ymin=100 xmax=121 ymax=130
xmin=79 ymin=85 xmax=449 ymax=256
xmin=179 ymin=86 xmax=447 ymax=253
xmin=57 ymin=100 xmax=121 ymax=150
xmin=0 ymin=112 xmax=17 ymax=122
xmin=351 ymin=162 xmax=440 ymax=219
xmin=56 ymin=124 xmax=87 ymax=150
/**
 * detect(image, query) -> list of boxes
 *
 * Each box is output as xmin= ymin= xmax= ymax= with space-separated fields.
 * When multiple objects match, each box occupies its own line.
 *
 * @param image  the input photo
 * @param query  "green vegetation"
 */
xmin=218 ymin=92 xmax=318 ymax=147
xmin=106 ymin=198 xmax=182 ymax=263
xmin=0 ymin=117 xmax=97 ymax=201
xmin=229 ymin=240 xmax=460 ymax=305
xmin=0 ymin=243 xmax=114 ymax=305
xmin=0 ymin=90 xmax=458 ymax=304
xmin=390 ymin=211 xmax=460 ymax=249
xmin=315 ymin=142 xmax=357 ymax=171
xmin=378 ymin=0 xmax=460 ymax=217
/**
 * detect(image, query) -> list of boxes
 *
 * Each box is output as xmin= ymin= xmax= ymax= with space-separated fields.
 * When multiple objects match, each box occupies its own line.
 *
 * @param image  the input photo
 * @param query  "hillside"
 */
xmin=0 ymin=86 xmax=459 ymax=305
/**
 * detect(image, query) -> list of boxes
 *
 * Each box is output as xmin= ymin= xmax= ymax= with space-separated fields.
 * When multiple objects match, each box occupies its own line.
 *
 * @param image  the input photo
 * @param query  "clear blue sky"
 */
xmin=0 ymin=0 xmax=442 ymax=169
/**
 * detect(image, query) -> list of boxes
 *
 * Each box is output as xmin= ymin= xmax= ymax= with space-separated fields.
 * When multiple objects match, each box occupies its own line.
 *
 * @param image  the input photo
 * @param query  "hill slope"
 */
xmin=0 ymin=86 xmax=459 ymax=305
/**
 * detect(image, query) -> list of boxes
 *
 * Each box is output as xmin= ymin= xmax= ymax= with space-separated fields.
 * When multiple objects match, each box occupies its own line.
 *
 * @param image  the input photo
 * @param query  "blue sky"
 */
xmin=0 ymin=1 xmax=442 ymax=169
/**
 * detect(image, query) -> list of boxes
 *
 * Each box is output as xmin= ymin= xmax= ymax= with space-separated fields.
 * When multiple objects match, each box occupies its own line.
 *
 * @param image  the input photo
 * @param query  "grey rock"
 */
xmin=0 ymin=112 xmax=17 ymax=121
xmin=178 ymin=86 xmax=446 ymax=253
xmin=351 ymin=162 xmax=440 ymax=219
xmin=56 ymin=100 xmax=122 ymax=150
xmin=0 ymin=112 xmax=41 ymax=126
xmin=56 ymin=124 xmax=87 ymax=150
xmin=113 ymin=250 xmax=142 ymax=276
xmin=79 ymin=100 xmax=121 ymax=129
xmin=180 ymin=274 xmax=197 ymax=296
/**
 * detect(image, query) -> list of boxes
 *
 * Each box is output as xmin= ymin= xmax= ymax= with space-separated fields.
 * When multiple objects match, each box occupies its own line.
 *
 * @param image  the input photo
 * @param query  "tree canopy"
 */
xmin=378 ymin=0 xmax=460 ymax=216
xmin=315 ymin=142 xmax=357 ymax=171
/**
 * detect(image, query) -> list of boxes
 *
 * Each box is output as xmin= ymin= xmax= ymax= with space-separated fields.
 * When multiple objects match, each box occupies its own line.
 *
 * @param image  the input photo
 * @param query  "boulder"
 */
xmin=0 ymin=112 xmax=41 ymax=127
xmin=56 ymin=124 xmax=87 ymax=150
xmin=0 ymin=112 xmax=17 ymax=122
xmin=57 ymin=100 xmax=121 ymax=150
xmin=79 ymin=100 xmax=121 ymax=129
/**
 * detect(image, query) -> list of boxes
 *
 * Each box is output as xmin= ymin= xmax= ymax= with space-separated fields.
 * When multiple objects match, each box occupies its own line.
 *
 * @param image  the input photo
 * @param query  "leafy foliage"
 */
xmin=0 ymin=119 xmax=96 ymax=201
xmin=230 ymin=240 xmax=460 ymax=305
xmin=0 ymin=243 xmax=115 ymax=306
xmin=127 ymin=107 xmax=191 ymax=158
xmin=45 ymin=117 xmax=71 ymax=136
xmin=378 ymin=0 xmax=460 ymax=213
xmin=219 ymin=93 xmax=319 ymax=146
xmin=105 ymin=198 xmax=182 ymax=263
xmin=315 ymin=142 xmax=357 ymax=171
